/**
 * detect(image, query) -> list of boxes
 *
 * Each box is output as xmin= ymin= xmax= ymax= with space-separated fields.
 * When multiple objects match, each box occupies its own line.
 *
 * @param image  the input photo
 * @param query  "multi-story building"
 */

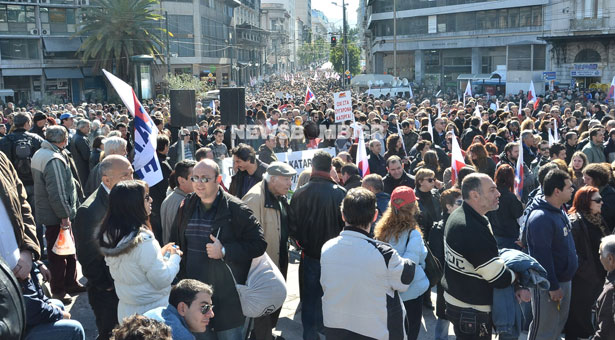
xmin=294 ymin=0 xmax=310 ymax=42
xmin=541 ymin=0 xmax=615 ymax=89
xmin=156 ymin=0 xmax=241 ymax=88
xmin=0 ymin=0 xmax=104 ymax=105
xmin=235 ymin=0 xmax=267 ymax=85
xmin=311 ymin=9 xmax=329 ymax=42
xmin=261 ymin=0 xmax=296 ymax=72
xmin=365 ymin=0 xmax=552 ymax=95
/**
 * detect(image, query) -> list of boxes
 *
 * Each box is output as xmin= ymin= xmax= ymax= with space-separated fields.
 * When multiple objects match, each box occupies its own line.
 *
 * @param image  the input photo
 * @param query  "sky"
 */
xmin=312 ymin=0 xmax=360 ymax=28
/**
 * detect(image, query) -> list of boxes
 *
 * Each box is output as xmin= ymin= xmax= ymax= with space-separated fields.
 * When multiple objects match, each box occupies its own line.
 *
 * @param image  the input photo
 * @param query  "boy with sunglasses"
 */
xmin=145 ymin=279 xmax=215 ymax=340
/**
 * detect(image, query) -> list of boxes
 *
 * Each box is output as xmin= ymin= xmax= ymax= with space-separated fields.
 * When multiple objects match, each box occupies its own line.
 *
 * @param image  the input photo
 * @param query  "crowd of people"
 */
xmin=1 ymin=69 xmax=615 ymax=340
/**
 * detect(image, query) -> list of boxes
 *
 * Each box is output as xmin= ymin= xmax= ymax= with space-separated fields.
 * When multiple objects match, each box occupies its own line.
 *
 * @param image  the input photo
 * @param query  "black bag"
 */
xmin=7 ymin=134 xmax=33 ymax=184
xmin=405 ymin=232 xmax=442 ymax=287
xmin=424 ymin=244 xmax=443 ymax=287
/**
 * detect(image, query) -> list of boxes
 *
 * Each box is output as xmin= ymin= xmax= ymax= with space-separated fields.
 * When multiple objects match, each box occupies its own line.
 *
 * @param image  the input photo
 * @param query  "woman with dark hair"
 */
xmin=374 ymin=186 xmax=429 ymax=340
xmin=274 ymin=131 xmax=289 ymax=153
xmin=466 ymin=143 xmax=496 ymax=178
xmin=569 ymin=151 xmax=588 ymax=190
xmin=414 ymin=150 xmax=443 ymax=181
xmin=583 ymin=163 xmax=615 ymax=232
xmin=538 ymin=119 xmax=553 ymax=142
xmin=384 ymin=134 xmax=406 ymax=162
xmin=98 ymin=180 xmax=182 ymax=321
xmin=488 ymin=164 xmax=524 ymax=249
xmin=564 ymin=186 xmax=608 ymax=340
xmin=89 ymin=135 xmax=105 ymax=170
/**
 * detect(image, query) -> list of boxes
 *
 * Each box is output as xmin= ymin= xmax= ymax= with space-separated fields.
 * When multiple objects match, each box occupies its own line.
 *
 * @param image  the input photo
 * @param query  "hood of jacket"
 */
xmin=100 ymin=227 xmax=152 ymax=257
xmin=534 ymin=197 xmax=564 ymax=214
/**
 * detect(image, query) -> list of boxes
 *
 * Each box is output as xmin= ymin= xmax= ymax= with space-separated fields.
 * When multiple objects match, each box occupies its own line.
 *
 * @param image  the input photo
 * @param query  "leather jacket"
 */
xmin=289 ymin=173 xmax=346 ymax=259
xmin=0 ymin=256 xmax=25 ymax=340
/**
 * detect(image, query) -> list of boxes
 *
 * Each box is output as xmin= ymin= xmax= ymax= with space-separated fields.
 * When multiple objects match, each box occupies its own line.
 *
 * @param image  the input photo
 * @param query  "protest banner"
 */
xmin=334 ymin=91 xmax=353 ymax=122
xmin=221 ymin=147 xmax=336 ymax=192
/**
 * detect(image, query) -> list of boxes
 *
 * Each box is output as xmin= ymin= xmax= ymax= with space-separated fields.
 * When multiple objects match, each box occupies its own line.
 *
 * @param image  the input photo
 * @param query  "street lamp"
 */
xmin=331 ymin=1 xmax=348 ymax=88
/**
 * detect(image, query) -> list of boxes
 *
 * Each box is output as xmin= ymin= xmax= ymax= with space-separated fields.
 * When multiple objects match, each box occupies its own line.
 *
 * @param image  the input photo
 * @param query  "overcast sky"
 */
xmin=312 ymin=0 xmax=359 ymax=28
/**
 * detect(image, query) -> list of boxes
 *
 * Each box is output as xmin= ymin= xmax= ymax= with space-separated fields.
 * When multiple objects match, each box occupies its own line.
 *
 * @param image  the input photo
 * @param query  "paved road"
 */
xmin=64 ymin=251 xmax=459 ymax=340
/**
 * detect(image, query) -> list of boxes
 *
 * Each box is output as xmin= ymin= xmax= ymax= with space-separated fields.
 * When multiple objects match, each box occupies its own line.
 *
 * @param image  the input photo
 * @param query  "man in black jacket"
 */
xmin=73 ymin=155 xmax=133 ymax=340
xmin=443 ymin=173 xmax=518 ymax=340
xmin=383 ymin=156 xmax=415 ymax=194
xmin=69 ymin=119 xmax=91 ymax=186
xmin=289 ymin=151 xmax=346 ymax=340
xmin=257 ymin=134 xmax=278 ymax=165
xmin=367 ymin=139 xmax=387 ymax=176
xmin=229 ymin=143 xmax=268 ymax=198
xmin=170 ymin=159 xmax=267 ymax=339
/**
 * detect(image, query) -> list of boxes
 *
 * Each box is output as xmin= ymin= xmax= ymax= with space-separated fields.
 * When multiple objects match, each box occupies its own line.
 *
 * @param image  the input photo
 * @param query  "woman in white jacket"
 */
xmin=375 ymin=186 xmax=430 ymax=340
xmin=98 ymin=180 xmax=182 ymax=322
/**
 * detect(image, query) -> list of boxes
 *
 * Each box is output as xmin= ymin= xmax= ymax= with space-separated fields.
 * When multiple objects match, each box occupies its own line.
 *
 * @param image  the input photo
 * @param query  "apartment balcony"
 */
xmin=569 ymin=17 xmax=608 ymax=32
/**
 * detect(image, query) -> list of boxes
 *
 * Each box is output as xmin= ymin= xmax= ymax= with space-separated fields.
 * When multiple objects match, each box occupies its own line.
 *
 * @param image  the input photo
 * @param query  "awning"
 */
xmin=457 ymin=74 xmax=495 ymax=81
xmin=45 ymin=68 xmax=84 ymax=79
xmin=0 ymin=89 xmax=14 ymax=97
xmin=43 ymin=37 xmax=82 ymax=52
xmin=2 ymin=68 xmax=43 ymax=76
xmin=81 ymin=67 xmax=101 ymax=77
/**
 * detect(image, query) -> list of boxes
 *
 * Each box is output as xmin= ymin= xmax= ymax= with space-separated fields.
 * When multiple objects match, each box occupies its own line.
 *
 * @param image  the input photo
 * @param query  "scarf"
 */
xmin=581 ymin=212 xmax=608 ymax=236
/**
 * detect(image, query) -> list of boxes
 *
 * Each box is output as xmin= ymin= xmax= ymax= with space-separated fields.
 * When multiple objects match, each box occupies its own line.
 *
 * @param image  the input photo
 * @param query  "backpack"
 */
xmin=6 ymin=134 xmax=33 ymax=184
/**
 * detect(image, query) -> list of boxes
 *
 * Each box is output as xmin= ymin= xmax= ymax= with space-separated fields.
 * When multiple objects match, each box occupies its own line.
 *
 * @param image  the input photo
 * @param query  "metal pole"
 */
xmin=393 ymin=0 xmax=397 ymax=77
xmin=342 ymin=0 xmax=348 ymax=87
xmin=165 ymin=11 xmax=171 ymax=76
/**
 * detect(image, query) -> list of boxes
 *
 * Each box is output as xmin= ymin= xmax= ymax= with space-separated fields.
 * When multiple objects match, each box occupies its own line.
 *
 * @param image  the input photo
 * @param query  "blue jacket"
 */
xmin=144 ymin=305 xmax=195 ymax=340
xmin=388 ymin=229 xmax=430 ymax=301
xmin=492 ymin=248 xmax=550 ymax=337
xmin=21 ymin=267 xmax=63 ymax=329
xmin=526 ymin=198 xmax=578 ymax=291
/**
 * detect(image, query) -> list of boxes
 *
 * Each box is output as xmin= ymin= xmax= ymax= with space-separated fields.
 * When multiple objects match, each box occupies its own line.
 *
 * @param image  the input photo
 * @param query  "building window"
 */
xmin=533 ymin=45 xmax=545 ymax=70
xmin=168 ymin=15 xmax=195 ymax=57
xmin=508 ymin=45 xmax=531 ymax=71
xmin=574 ymin=49 xmax=601 ymax=63
xmin=0 ymin=39 xmax=39 ymax=60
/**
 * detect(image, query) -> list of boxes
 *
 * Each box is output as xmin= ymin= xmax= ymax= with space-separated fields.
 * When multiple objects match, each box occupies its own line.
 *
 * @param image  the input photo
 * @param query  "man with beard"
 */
xmin=497 ymin=142 xmax=536 ymax=202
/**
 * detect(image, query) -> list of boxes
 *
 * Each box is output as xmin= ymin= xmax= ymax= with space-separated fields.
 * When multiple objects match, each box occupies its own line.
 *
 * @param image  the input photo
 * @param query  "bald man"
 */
xmin=73 ymin=155 xmax=133 ymax=340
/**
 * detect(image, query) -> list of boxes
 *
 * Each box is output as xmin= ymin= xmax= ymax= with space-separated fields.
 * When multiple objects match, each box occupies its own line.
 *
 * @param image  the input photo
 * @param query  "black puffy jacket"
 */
xmin=289 ymin=173 xmax=346 ymax=259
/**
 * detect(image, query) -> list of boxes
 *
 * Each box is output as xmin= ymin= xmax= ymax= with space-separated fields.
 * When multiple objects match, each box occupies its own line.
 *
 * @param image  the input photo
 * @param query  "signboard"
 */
xmin=221 ymin=148 xmax=336 ymax=191
xmin=428 ymin=15 xmax=437 ymax=34
xmin=571 ymin=63 xmax=601 ymax=77
xmin=344 ymin=70 xmax=350 ymax=75
xmin=334 ymin=91 xmax=353 ymax=122
xmin=543 ymin=72 xmax=556 ymax=80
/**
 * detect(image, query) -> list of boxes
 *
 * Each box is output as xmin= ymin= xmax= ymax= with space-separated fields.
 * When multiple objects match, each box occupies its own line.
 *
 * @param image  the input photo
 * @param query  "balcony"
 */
xmin=570 ymin=17 xmax=608 ymax=32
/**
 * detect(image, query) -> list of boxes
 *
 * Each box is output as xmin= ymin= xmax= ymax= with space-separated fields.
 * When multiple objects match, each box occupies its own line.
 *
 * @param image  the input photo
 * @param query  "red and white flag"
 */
xmin=304 ymin=86 xmax=315 ymax=106
xmin=450 ymin=130 xmax=466 ymax=185
xmin=527 ymin=80 xmax=536 ymax=103
xmin=356 ymin=128 xmax=370 ymax=177
xmin=514 ymin=139 xmax=524 ymax=197
xmin=102 ymin=69 xmax=162 ymax=186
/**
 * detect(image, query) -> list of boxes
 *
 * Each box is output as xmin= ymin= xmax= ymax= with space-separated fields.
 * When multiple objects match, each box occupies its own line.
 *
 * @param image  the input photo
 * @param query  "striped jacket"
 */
xmin=31 ymin=140 xmax=78 ymax=226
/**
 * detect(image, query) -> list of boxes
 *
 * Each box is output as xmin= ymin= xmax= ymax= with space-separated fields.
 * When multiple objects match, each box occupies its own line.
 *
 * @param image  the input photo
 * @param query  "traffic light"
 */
xmin=331 ymin=36 xmax=337 ymax=47
xmin=346 ymin=74 xmax=351 ymax=84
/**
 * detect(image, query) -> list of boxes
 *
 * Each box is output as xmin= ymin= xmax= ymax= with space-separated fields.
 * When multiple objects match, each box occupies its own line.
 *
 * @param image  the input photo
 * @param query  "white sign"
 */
xmin=221 ymin=148 xmax=337 ymax=192
xmin=334 ymin=91 xmax=353 ymax=123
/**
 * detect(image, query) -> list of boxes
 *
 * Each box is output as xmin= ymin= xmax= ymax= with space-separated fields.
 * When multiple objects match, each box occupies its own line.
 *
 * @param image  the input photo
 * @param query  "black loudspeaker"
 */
xmin=170 ymin=89 xmax=196 ymax=127
xmin=220 ymin=87 xmax=246 ymax=125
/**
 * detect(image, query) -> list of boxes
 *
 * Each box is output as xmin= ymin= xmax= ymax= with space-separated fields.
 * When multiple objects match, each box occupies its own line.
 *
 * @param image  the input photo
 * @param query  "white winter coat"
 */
xmin=100 ymin=227 xmax=180 ymax=321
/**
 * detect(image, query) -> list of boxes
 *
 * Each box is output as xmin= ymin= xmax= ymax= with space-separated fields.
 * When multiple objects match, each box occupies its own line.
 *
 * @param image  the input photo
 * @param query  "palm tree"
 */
xmin=76 ymin=0 xmax=166 ymax=81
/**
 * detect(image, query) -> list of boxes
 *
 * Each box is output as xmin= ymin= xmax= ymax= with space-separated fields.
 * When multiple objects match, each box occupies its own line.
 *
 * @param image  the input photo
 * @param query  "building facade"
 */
xmin=261 ymin=0 xmax=296 ymax=73
xmin=0 ymin=0 xmax=104 ymax=105
xmin=541 ymin=0 xmax=615 ymax=90
xmin=365 ymin=0 xmax=552 ymax=95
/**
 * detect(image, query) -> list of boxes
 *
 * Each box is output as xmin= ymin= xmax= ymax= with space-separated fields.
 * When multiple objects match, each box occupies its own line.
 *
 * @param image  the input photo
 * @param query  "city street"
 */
xmin=64 ymin=250 xmax=457 ymax=340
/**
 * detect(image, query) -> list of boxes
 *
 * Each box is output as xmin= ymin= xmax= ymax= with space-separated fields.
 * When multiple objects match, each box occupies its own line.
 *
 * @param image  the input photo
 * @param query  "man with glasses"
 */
xmin=73 ymin=155 xmax=133 ymax=340
xmin=530 ymin=141 xmax=551 ymax=173
xmin=170 ymin=159 xmax=267 ymax=340
xmin=145 ymin=279 xmax=215 ymax=339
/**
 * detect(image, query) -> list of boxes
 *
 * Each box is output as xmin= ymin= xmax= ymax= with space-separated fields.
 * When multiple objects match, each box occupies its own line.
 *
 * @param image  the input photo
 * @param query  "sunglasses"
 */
xmin=201 ymin=303 xmax=214 ymax=315
xmin=191 ymin=176 xmax=215 ymax=183
xmin=592 ymin=197 xmax=603 ymax=204
xmin=424 ymin=178 xmax=434 ymax=183
xmin=455 ymin=199 xmax=463 ymax=206
xmin=144 ymin=194 xmax=151 ymax=200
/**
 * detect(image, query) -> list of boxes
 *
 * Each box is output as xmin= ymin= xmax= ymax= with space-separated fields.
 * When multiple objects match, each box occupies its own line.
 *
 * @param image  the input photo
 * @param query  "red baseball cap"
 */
xmin=390 ymin=186 xmax=418 ymax=209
